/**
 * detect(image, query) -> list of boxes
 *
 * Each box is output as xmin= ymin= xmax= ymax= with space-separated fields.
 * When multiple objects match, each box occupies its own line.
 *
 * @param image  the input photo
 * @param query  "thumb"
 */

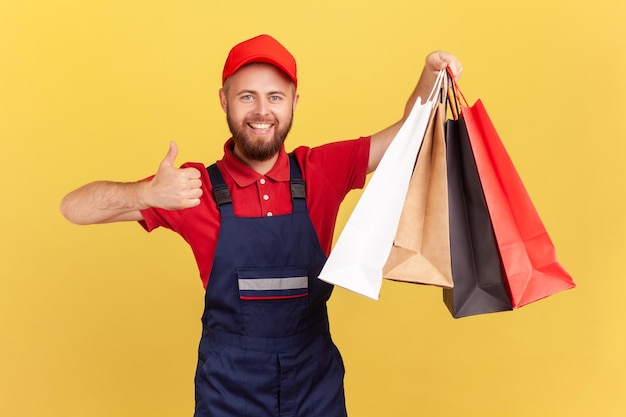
xmin=160 ymin=141 xmax=178 ymax=168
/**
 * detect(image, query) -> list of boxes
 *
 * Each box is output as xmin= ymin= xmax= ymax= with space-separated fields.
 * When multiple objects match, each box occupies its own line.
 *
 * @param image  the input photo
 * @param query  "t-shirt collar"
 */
xmin=220 ymin=138 xmax=290 ymax=187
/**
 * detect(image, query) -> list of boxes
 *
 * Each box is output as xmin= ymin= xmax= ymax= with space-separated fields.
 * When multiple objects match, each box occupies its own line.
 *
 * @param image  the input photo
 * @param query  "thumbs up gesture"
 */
xmin=146 ymin=141 xmax=203 ymax=210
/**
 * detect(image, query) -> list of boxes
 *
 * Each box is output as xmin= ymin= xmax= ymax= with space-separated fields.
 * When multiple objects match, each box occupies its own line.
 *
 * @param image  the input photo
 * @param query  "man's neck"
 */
xmin=233 ymin=147 xmax=280 ymax=176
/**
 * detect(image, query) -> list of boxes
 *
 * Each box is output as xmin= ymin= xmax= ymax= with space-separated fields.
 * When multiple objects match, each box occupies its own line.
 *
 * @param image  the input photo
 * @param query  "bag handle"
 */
xmin=426 ymin=69 xmax=447 ymax=104
xmin=446 ymin=67 xmax=468 ymax=120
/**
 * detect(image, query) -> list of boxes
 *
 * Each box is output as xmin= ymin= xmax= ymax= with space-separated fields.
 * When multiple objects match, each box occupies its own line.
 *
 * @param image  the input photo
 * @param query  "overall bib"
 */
xmin=194 ymin=155 xmax=347 ymax=417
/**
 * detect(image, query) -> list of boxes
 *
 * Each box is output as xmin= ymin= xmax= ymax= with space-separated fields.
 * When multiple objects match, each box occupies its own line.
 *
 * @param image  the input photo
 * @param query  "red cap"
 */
xmin=222 ymin=34 xmax=297 ymax=88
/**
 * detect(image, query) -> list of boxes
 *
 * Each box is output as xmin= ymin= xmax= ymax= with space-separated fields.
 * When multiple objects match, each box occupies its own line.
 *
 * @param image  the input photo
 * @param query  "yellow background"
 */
xmin=1 ymin=0 xmax=624 ymax=416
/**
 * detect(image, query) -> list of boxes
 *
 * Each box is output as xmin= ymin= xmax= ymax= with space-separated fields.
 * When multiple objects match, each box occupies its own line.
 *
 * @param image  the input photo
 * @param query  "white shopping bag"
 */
xmin=318 ymin=71 xmax=444 ymax=300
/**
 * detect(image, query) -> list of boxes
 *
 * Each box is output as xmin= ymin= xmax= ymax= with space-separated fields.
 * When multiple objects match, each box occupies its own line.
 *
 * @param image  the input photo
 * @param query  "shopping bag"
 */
xmin=318 ymin=70 xmax=445 ymax=300
xmin=383 ymin=99 xmax=453 ymax=288
xmin=443 ymin=116 xmax=513 ymax=318
xmin=461 ymin=99 xmax=575 ymax=307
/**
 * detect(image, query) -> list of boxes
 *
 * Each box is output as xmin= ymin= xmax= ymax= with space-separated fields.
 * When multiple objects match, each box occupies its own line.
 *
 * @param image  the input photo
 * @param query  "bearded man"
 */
xmin=60 ymin=34 xmax=462 ymax=417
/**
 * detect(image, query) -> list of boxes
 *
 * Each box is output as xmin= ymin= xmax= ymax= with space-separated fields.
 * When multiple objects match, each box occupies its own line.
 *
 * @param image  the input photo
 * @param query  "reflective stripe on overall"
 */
xmin=194 ymin=154 xmax=347 ymax=417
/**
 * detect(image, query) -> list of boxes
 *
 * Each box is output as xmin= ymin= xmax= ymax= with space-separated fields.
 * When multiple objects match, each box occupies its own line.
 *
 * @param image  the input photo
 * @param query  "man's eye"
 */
xmin=269 ymin=95 xmax=281 ymax=102
xmin=241 ymin=95 xmax=253 ymax=101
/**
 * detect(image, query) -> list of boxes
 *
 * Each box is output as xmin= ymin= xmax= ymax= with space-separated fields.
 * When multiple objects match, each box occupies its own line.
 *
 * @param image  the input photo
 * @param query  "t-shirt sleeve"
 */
xmin=296 ymin=136 xmax=370 ymax=199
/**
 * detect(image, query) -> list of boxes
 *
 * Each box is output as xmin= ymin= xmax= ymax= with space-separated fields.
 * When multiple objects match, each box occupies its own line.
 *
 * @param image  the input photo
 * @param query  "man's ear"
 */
xmin=219 ymin=87 xmax=228 ymax=112
xmin=293 ymin=92 xmax=300 ymax=112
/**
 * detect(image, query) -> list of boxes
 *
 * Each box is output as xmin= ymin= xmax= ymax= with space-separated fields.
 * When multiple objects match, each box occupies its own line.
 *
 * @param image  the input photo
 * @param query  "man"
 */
xmin=61 ymin=34 xmax=462 ymax=417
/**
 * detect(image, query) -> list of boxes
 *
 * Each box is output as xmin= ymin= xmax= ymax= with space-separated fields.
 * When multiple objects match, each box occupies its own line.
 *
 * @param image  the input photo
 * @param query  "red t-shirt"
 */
xmin=140 ymin=137 xmax=370 ymax=288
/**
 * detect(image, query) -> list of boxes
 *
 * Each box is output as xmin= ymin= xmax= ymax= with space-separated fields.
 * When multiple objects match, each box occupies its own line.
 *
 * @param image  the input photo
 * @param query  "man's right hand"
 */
xmin=145 ymin=141 xmax=203 ymax=210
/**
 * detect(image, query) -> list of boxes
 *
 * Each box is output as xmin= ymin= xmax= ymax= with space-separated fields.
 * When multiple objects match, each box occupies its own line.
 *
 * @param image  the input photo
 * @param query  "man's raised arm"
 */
xmin=367 ymin=51 xmax=463 ymax=174
xmin=60 ymin=141 xmax=203 ymax=225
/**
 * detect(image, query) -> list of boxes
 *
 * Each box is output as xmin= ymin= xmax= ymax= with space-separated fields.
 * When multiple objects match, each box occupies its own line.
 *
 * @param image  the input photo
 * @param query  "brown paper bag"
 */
xmin=382 ymin=101 xmax=453 ymax=288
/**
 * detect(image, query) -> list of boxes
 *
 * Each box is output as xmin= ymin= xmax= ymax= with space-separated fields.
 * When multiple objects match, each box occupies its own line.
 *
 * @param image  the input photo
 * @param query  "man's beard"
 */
xmin=227 ymin=109 xmax=294 ymax=161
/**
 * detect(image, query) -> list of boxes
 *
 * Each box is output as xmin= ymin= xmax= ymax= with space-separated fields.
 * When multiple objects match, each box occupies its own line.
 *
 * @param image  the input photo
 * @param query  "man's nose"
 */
xmin=254 ymin=99 xmax=269 ymax=115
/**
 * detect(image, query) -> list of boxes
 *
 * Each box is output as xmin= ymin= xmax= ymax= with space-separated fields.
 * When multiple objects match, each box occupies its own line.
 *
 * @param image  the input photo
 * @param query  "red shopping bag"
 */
xmin=453 ymin=80 xmax=575 ymax=308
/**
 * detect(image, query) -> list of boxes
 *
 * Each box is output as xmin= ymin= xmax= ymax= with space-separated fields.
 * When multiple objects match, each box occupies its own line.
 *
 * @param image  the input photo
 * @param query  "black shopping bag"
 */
xmin=443 ymin=117 xmax=513 ymax=318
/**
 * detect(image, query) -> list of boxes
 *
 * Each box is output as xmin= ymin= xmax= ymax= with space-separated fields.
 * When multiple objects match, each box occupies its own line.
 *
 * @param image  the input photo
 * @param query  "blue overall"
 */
xmin=194 ymin=155 xmax=347 ymax=417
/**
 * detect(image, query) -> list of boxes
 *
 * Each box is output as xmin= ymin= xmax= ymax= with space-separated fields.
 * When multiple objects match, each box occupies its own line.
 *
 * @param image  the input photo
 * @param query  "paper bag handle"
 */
xmin=446 ymin=67 xmax=468 ymax=120
xmin=427 ymin=69 xmax=447 ymax=104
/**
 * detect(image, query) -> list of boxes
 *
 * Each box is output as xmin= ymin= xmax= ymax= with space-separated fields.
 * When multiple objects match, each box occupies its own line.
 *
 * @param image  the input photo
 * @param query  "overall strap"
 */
xmin=288 ymin=153 xmax=307 ymax=213
xmin=207 ymin=163 xmax=234 ymax=217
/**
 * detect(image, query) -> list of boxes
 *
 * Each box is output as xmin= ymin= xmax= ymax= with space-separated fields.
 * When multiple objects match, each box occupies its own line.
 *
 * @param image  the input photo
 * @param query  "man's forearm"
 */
xmin=403 ymin=67 xmax=441 ymax=119
xmin=60 ymin=180 xmax=148 ymax=225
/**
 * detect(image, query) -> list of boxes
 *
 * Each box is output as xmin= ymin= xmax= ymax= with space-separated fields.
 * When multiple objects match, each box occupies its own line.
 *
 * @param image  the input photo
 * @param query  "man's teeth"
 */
xmin=250 ymin=123 xmax=272 ymax=129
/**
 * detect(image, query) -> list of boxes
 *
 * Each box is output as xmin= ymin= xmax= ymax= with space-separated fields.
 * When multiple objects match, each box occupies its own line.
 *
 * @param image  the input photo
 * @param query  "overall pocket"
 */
xmin=237 ymin=266 xmax=310 ymax=337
